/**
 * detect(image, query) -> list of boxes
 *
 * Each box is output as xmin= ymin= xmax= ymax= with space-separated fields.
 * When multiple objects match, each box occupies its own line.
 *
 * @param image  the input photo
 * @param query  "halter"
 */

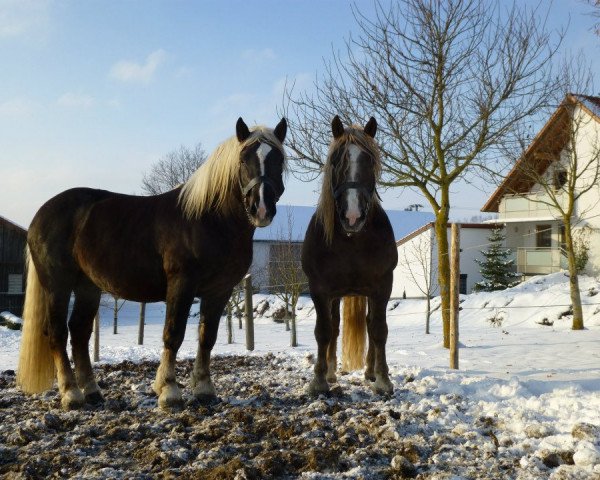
xmin=239 ymin=139 xmax=284 ymax=202
xmin=241 ymin=175 xmax=282 ymax=201
xmin=330 ymin=144 xmax=381 ymax=207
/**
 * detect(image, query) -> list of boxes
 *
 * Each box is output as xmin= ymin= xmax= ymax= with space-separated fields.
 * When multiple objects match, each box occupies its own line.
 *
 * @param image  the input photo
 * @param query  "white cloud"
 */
xmin=0 ymin=97 xmax=37 ymax=117
xmin=109 ymin=49 xmax=167 ymax=84
xmin=241 ymin=48 xmax=276 ymax=63
xmin=56 ymin=92 xmax=95 ymax=109
xmin=0 ymin=0 xmax=51 ymax=38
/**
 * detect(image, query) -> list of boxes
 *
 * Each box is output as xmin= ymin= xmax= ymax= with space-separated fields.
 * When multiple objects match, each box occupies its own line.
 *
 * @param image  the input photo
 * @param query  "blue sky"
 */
xmin=1 ymin=0 xmax=598 ymax=227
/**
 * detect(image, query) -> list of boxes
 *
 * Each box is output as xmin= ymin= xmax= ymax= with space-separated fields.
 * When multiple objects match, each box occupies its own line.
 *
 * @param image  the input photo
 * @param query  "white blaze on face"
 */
xmin=346 ymin=144 xmax=362 ymax=226
xmin=256 ymin=143 xmax=272 ymax=220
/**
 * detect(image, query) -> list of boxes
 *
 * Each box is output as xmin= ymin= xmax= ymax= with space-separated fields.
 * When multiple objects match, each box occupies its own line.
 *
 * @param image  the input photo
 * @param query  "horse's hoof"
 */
xmin=157 ymin=384 xmax=183 ymax=410
xmin=61 ymin=389 xmax=85 ymax=410
xmin=371 ymin=378 xmax=394 ymax=396
xmin=85 ymin=391 xmax=105 ymax=405
xmin=158 ymin=394 xmax=184 ymax=411
xmin=192 ymin=379 xmax=217 ymax=399
xmin=326 ymin=373 xmax=337 ymax=384
xmin=307 ymin=377 xmax=329 ymax=396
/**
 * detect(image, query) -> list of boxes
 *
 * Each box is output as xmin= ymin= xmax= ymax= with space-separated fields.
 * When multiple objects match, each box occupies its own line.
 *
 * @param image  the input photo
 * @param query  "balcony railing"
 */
xmin=516 ymin=247 xmax=568 ymax=275
xmin=498 ymin=192 xmax=569 ymax=221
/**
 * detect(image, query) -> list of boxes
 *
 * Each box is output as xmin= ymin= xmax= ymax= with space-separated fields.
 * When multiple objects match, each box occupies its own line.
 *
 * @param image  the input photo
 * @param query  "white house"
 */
xmin=481 ymin=94 xmax=600 ymax=276
xmin=250 ymin=205 xmax=434 ymax=292
xmin=392 ymin=222 xmax=501 ymax=298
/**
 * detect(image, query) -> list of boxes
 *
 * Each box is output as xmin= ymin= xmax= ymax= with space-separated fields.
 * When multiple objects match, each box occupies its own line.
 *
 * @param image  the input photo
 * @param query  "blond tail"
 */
xmin=16 ymin=249 xmax=56 ymax=393
xmin=341 ymin=296 xmax=367 ymax=371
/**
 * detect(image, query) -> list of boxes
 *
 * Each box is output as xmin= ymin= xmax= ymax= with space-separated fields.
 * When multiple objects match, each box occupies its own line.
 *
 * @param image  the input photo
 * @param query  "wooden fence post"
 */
xmin=244 ymin=274 xmax=254 ymax=351
xmin=93 ymin=310 xmax=100 ymax=362
xmin=138 ymin=302 xmax=146 ymax=345
xmin=450 ymin=223 xmax=460 ymax=369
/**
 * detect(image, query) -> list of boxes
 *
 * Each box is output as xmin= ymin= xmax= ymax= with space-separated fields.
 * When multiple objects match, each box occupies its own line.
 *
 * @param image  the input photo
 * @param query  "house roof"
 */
xmin=254 ymin=205 xmax=435 ymax=242
xmin=481 ymin=93 xmax=600 ymax=213
xmin=396 ymin=222 xmax=503 ymax=246
xmin=0 ymin=215 xmax=27 ymax=236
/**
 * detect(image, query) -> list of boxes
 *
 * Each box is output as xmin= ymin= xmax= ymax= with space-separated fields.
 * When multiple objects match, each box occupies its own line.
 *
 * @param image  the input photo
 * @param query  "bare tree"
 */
xmin=401 ymin=232 xmax=437 ymax=334
xmin=270 ymin=210 xmax=306 ymax=347
xmin=508 ymin=71 xmax=599 ymax=330
xmin=281 ymin=0 xmax=562 ymax=348
xmin=584 ymin=0 xmax=600 ymax=35
xmin=141 ymin=143 xmax=206 ymax=195
xmin=99 ymin=294 xmax=126 ymax=334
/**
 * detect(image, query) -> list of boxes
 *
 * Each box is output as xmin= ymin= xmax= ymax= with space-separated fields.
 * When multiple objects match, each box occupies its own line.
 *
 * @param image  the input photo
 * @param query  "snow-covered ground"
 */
xmin=1 ymin=272 xmax=600 ymax=478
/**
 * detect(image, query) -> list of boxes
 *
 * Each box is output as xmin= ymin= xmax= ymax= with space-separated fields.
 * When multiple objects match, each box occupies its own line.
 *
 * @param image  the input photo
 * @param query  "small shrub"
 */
xmin=487 ymin=311 xmax=504 ymax=327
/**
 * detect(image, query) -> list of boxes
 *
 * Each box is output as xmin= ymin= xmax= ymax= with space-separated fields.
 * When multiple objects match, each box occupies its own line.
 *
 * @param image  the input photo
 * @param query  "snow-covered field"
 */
xmin=1 ymin=272 xmax=599 ymax=478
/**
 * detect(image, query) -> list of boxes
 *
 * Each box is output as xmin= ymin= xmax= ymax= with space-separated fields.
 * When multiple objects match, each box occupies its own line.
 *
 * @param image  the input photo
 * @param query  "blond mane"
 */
xmin=179 ymin=126 xmax=285 ymax=219
xmin=315 ymin=126 xmax=381 ymax=245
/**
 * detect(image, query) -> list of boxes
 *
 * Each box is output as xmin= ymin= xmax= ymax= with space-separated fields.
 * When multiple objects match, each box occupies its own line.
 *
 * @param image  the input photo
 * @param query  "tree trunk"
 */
xmin=290 ymin=300 xmax=298 ymax=347
xmin=434 ymin=210 xmax=451 ymax=348
xmin=564 ymin=221 xmax=584 ymax=330
xmin=227 ymin=302 xmax=233 ymax=344
xmin=113 ymin=297 xmax=118 ymax=335
xmin=284 ymin=297 xmax=291 ymax=332
xmin=425 ymin=295 xmax=431 ymax=334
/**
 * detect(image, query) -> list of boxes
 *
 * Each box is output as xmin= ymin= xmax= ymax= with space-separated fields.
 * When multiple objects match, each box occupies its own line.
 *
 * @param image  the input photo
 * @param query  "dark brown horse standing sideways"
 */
xmin=17 ymin=117 xmax=287 ymax=409
xmin=302 ymin=116 xmax=398 ymax=396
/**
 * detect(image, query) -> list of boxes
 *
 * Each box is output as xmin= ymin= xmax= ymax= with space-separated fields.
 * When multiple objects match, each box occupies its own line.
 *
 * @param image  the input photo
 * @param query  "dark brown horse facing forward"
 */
xmin=17 ymin=117 xmax=287 ymax=409
xmin=302 ymin=116 xmax=398 ymax=396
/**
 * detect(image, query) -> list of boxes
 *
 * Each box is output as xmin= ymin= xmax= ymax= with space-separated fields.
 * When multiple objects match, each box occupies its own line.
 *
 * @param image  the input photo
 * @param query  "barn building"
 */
xmin=0 ymin=215 xmax=27 ymax=316
xmin=250 ymin=205 xmax=434 ymax=293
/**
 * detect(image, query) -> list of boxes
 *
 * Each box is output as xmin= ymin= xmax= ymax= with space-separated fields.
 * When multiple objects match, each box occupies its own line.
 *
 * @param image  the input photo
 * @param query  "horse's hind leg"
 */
xmin=308 ymin=292 xmax=332 ymax=395
xmin=68 ymin=281 xmax=102 ymax=404
xmin=47 ymin=288 xmax=86 ymax=409
xmin=326 ymin=298 xmax=340 ymax=383
xmin=191 ymin=293 xmax=229 ymax=401
xmin=365 ymin=336 xmax=376 ymax=382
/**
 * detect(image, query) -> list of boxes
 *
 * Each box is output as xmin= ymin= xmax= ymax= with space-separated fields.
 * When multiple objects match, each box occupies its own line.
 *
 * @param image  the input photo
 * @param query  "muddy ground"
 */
xmin=0 ymin=354 xmax=588 ymax=479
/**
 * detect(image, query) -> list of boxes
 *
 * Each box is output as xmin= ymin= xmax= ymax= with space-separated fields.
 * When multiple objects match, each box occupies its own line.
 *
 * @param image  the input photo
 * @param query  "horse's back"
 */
xmin=28 ymin=188 xmax=116 ymax=275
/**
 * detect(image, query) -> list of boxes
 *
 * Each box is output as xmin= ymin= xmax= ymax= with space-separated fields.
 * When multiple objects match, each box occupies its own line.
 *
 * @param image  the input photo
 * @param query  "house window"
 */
xmin=459 ymin=274 xmax=467 ymax=295
xmin=536 ymin=225 xmax=552 ymax=248
xmin=554 ymin=169 xmax=567 ymax=190
xmin=7 ymin=274 xmax=23 ymax=294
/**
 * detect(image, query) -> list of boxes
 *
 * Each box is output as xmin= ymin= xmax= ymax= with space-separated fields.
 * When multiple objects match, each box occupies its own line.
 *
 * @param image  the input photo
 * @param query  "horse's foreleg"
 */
xmin=308 ymin=293 xmax=332 ymax=395
xmin=364 ymin=335 xmax=376 ymax=382
xmin=69 ymin=283 xmax=102 ymax=404
xmin=153 ymin=279 xmax=194 ymax=409
xmin=366 ymin=294 xmax=393 ymax=395
xmin=326 ymin=298 xmax=341 ymax=383
xmin=191 ymin=293 xmax=229 ymax=401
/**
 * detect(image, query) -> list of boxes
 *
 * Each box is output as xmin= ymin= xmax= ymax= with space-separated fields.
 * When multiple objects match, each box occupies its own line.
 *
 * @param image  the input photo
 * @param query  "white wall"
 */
xmin=572 ymin=106 xmax=600 ymax=276
xmin=249 ymin=241 xmax=270 ymax=291
xmin=393 ymin=225 xmax=505 ymax=299
xmin=393 ymin=227 xmax=436 ymax=299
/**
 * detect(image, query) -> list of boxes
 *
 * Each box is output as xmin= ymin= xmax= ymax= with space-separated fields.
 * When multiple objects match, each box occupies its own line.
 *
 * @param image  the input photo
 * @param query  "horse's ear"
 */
xmin=274 ymin=118 xmax=287 ymax=143
xmin=236 ymin=117 xmax=251 ymax=143
xmin=364 ymin=117 xmax=377 ymax=138
xmin=332 ymin=115 xmax=344 ymax=138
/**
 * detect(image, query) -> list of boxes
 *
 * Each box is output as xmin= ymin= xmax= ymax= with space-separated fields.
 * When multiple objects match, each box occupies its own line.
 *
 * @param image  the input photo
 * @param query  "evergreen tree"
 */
xmin=473 ymin=228 xmax=520 ymax=292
